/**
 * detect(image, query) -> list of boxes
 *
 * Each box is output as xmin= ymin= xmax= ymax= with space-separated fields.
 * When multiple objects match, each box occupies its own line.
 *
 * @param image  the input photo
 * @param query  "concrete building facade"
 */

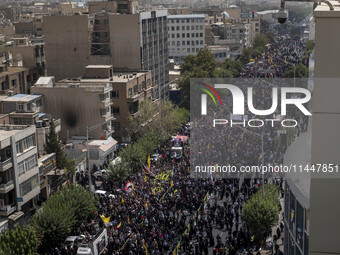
xmin=167 ymin=14 xmax=205 ymax=64
xmin=0 ymin=125 xmax=40 ymax=218
xmin=44 ymin=3 xmax=169 ymax=99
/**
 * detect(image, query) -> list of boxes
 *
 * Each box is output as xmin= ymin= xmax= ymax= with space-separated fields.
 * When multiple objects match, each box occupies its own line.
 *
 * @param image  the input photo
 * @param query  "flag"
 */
xmin=127 ymin=216 xmax=130 ymax=224
xmin=147 ymin=155 xmax=151 ymax=170
xmin=145 ymin=175 xmax=147 ymax=182
xmin=171 ymin=180 xmax=173 ymax=187
xmin=161 ymin=153 xmax=166 ymax=158
xmin=121 ymin=197 xmax=124 ymax=204
xmin=175 ymin=154 xmax=182 ymax=159
xmin=143 ymin=241 xmax=148 ymax=255
xmin=152 ymin=188 xmax=156 ymax=195
xmin=113 ymin=227 xmax=118 ymax=235
xmin=100 ymin=215 xmax=111 ymax=224
xmin=117 ymin=222 xmax=122 ymax=228
xmin=124 ymin=180 xmax=132 ymax=192
xmin=145 ymin=202 xmax=148 ymax=210
xmin=207 ymin=143 xmax=210 ymax=150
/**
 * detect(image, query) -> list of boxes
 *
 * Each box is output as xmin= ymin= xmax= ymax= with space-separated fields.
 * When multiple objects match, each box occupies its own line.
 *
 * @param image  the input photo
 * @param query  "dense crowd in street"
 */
xmin=52 ymin=35 xmax=309 ymax=255
xmin=241 ymin=37 xmax=306 ymax=78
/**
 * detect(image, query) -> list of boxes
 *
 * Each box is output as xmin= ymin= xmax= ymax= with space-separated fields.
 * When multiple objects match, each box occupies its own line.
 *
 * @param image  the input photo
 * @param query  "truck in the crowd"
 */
xmin=76 ymin=228 xmax=108 ymax=255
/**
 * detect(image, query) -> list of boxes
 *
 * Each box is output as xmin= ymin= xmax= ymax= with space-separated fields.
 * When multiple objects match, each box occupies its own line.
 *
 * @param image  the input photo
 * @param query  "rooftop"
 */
xmin=1 ymin=94 xmax=42 ymax=102
xmin=85 ymin=65 xmax=113 ymax=69
xmin=168 ymin=14 xmax=205 ymax=19
xmin=314 ymin=1 xmax=340 ymax=17
xmin=60 ymin=72 xmax=148 ymax=83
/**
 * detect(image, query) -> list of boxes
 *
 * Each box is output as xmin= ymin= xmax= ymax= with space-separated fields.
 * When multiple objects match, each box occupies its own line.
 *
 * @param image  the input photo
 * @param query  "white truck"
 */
xmin=76 ymin=228 xmax=108 ymax=255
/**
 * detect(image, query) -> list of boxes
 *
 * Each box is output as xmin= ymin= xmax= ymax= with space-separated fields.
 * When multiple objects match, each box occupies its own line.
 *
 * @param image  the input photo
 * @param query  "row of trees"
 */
xmin=106 ymin=100 xmax=189 ymax=186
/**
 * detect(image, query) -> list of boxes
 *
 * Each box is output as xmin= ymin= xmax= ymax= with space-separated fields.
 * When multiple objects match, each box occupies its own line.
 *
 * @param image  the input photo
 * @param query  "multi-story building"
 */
xmin=32 ymin=65 xmax=153 ymax=142
xmin=0 ymin=125 xmax=40 ymax=218
xmin=2 ymin=37 xmax=45 ymax=80
xmin=31 ymin=70 xmax=114 ymax=142
xmin=44 ymin=1 xmax=169 ymax=99
xmin=0 ymin=6 xmax=21 ymax=22
xmin=167 ymin=14 xmax=205 ymax=64
xmin=283 ymin=3 xmax=340 ymax=255
xmin=0 ymin=58 xmax=39 ymax=95
xmin=0 ymin=15 xmax=15 ymax=42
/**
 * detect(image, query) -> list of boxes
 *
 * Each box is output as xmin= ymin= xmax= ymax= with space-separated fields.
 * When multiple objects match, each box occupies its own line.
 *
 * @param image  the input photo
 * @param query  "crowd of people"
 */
xmin=241 ymin=36 xmax=306 ymax=78
xmin=53 ymin=35 xmax=310 ymax=255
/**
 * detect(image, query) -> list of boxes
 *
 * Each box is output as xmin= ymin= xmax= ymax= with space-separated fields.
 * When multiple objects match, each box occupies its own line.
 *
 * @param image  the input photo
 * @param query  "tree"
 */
xmin=253 ymin=34 xmax=269 ymax=51
xmin=220 ymin=58 xmax=243 ymax=77
xmin=65 ymin=158 xmax=77 ymax=183
xmin=32 ymin=184 xmax=96 ymax=252
xmin=106 ymin=161 xmax=131 ymax=186
xmin=242 ymin=184 xmax=279 ymax=242
xmin=284 ymin=64 xmax=308 ymax=78
xmin=240 ymin=48 xmax=252 ymax=65
xmin=0 ymin=226 xmax=37 ymax=255
xmin=45 ymin=121 xmax=66 ymax=169
xmin=179 ymin=48 xmax=218 ymax=108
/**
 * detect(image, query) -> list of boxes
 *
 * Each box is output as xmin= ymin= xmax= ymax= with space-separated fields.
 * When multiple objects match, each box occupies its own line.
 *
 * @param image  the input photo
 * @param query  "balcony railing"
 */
xmin=0 ymin=180 xmax=14 ymax=190
xmin=0 ymin=158 xmax=12 ymax=168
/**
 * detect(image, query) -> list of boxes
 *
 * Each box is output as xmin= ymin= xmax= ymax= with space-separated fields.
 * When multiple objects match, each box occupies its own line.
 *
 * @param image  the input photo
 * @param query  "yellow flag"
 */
xmin=132 ymin=191 xmax=134 ymax=197
xmin=143 ymin=241 xmax=148 ymax=255
xmin=145 ymin=202 xmax=148 ymax=209
xmin=207 ymin=144 xmax=210 ymax=150
xmin=188 ymin=167 xmax=190 ymax=173
xmin=144 ymin=175 xmax=147 ymax=182
xmin=100 ymin=215 xmax=110 ymax=224
xmin=117 ymin=222 xmax=122 ymax=228
xmin=147 ymin=155 xmax=150 ymax=170
xmin=171 ymin=180 xmax=173 ymax=187
xmin=121 ymin=197 xmax=124 ymax=204
xmin=127 ymin=216 xmax=130 ymax=224
xmin=131 ymin=182 xmax=134 ymax=190
xmin=153 ymin=188 xmax=156 ymax=195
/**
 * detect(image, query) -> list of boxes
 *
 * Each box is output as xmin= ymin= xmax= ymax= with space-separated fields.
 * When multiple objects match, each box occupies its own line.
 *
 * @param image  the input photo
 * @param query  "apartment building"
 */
xmin=167 ymin=14 xmax=205 ymax=64
xmin=0 ymin=125 xmax=40 ymax=218
xmin=3 ymin=38 xmax=45 ymax=79
xmin=0 ymin=59 xmax=39 ymax=95
xmin=31 ymin=72 xmax=114 ymax=142
xmin=0 ymin=6 xmax=21 ymax=22
xmin=14 ymin=14 xmax=44 ymax=37
xmin=41 ymin=65 xmax=151 ymax=141
xmin=44 ymin=1 xmax=169 ymax=99
xmin=0 ymin=15 xmax=15 ymax=42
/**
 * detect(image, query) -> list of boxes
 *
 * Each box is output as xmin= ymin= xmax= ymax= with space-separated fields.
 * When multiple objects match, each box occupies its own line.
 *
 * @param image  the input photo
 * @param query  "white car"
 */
xmin=64 ymin=236 xmax=79 ymax=249
xmin=95 ymin=190 xmax=115 ymax=198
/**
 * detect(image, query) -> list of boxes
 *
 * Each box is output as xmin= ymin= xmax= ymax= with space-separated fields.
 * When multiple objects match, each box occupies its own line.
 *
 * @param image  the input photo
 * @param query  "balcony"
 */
xmin=0 ymin=158 xmax=12 ymax=171
xmin=0 ymin=202 xmax=16 ymax=216
xmin=0 ymin=180 xmax=14 ymax=193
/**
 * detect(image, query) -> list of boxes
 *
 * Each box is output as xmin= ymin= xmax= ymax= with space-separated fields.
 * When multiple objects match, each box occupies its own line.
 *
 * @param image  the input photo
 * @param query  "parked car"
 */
xmin=64 ymin=236 xmax=79 ymax=249
xmin=93 ymin=169 xmax=109 ymax=178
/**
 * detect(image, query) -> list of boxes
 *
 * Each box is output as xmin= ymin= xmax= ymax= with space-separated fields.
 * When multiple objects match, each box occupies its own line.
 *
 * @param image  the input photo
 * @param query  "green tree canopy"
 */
xmin=0 ymin=226 xmax=37 ymax=255
xmin=32 ymin=184 xmax=96 ymax=252
xmin=45 ymin=121 xmax=66 ymax=169
xmin=242 ymin=184 xmax=280 ymax=242
xmin=284 ymin=63 xmax=308 ymax=78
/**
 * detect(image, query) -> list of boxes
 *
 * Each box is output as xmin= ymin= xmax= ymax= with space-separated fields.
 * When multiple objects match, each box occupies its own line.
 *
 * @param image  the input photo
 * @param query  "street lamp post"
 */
xmin=234 ymin=125 xmax=265 ymax=197
xmin=86 ymin=122 xmax=108 ymax=195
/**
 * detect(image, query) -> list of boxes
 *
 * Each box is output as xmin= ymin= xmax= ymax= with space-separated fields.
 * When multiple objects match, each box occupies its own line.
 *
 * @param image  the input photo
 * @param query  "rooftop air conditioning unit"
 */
xmin=7 ymin=90 xmax=14 ymax=97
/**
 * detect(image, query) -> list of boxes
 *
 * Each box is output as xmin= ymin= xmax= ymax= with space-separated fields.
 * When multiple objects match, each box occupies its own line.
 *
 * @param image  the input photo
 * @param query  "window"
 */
xmin=111 ymin=90 xmax=119 ymax=98
xmin=104 ymin=19 xmax=109 ymax=24
xmin=128 ymin=88 xmax=132 ymax=97
xmin=176 ymin=26 xmax=180 ymax=30
xmin=17 ymin=104 xmax=24 ymax=111
xmin=133 ymin=85 xmax=138 ymax=94
xmin=200 ymin=33 xmax=203 ymax=37
xmin=182 ymin=33 xmax=185 ymax=38
xmin=18 ymin=155 xmax=37 ymax=176
xmin=182 ymin=26 xmax=185 ymax=30
xmin=95 ymin=19 xmax=100 ymax=25
xmin=19 ymin=174 xmax=38 ymax=196
xmin=11 ymin=80 xmax=17 ymax=87
xmin=112 ymin=122 xmax=120 ymax=131
xmin=187 ymin=33 xmax=190 ymax=38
